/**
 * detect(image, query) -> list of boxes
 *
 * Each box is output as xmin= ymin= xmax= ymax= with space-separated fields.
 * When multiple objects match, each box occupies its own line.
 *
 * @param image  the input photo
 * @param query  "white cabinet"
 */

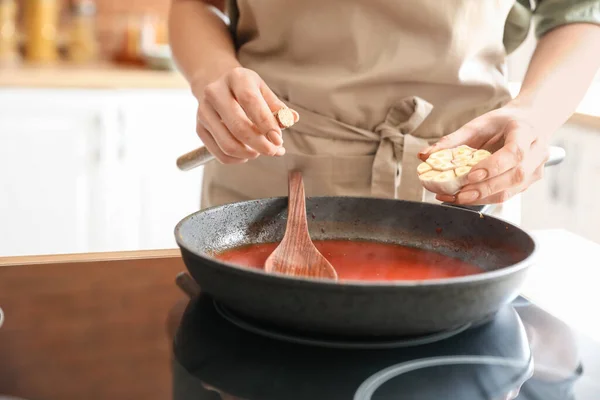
xmin=0 ymin=90 xmax=115 ymax=256
xmin=0 ymin=88 xmax=204 ymax=256
xmin=521 ymin=118 xmax=600 ymax=244
xmin=118 ymin=89 xmax=203 ymax=250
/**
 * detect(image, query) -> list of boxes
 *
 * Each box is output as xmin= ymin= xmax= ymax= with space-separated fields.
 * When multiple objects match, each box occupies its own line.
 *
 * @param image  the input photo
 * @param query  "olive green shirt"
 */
xmin=505 ymin=0 xmax=600 ymax=54
xmin=225 ymin=0 xmax=600 ymax=55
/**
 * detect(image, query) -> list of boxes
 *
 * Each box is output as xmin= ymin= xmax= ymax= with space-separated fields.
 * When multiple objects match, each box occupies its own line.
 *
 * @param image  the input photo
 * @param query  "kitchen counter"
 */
xmin=520 ymin=229 xmax=600 ymax=341
xmin=0 ymin=228 xmax=599 ymax=400
xmin=0 ymin=248 xmax=186 ymax=400
xmin=0 ymin=62 xmax=188 ymax=89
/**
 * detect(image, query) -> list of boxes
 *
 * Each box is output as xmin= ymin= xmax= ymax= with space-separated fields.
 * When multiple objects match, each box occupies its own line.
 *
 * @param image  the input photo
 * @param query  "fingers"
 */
xmin=447 ymin=149 xmax=546 ymax=205
xmin=228 ymin=71 xmax=284 ymax=147
xmin=464 ymin=181 xmax=527 ymax=205
xmin=437 ymin=182 xmax=524 ymax=205
xmin=259 ymin=79 xmax=289 ymax=113
xmin=260 ymin=80 xmax=300 ymax=125
xmin=435 ymin=194 xmax=457 ymax=203
xmin=473 ymin=163 xmax=544 ymax=205
xmin=201 ymin=67 xmax=291 ymax=161
xmin=465 ymin=125 xmax=532 ymax=185
xmin=195 ymin=67 xmax=299 ymax=165
xmin=205 ymin=80 xmax=281 ymax=156
xmin=424 ymin=110 xmax=550 ymax=205
xmin=417 ymin=112 xmax=520 ymax=162
xmin=196 ymin=124 xmax=248 ymax=165
xmin=455 ymin=138 xmax=545 ymax=203
xmin=197 ymin=101 xmax=259 ymax=161
xmin=469 ymin=188 xmax=522 ymax=205
xmin=454 ymin=171 xmax=523 ymax=204
xmin=291 ymin=109 xmax=300 ymax=123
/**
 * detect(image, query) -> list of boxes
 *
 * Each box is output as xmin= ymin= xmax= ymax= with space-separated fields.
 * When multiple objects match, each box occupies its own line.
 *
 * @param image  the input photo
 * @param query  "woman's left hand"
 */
xmin=418 ymin=105 xmax=551 ymax=205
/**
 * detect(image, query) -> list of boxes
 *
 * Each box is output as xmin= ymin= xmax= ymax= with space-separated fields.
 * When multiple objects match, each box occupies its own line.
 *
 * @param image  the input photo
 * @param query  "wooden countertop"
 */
xmin=0 ymin=229 xmax=599 ymax=399
xmin=0 ymin=248 xmax=181 ymax=266
xmin=0 ymin=62 xmax=189 ymax=89
xmin=0 ymin=248 xmax=187 ymax=400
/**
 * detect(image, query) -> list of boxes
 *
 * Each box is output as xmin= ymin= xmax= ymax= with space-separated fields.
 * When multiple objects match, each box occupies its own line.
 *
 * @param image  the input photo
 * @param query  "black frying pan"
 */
xmin=174 ymin=146 xmax=565 ymax=337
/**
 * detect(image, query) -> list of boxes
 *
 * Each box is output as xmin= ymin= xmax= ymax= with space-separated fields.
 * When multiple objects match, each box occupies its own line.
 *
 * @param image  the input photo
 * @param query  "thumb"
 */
xmin=418 ymin=126 xmax=476 ymax=161
xmin=290 ymin=109 xmax=300 ymax=123
xmin=259 ymin=80 xmax=300 ymax=124
xmin=259 ymin=79 xmax=288 ymax=112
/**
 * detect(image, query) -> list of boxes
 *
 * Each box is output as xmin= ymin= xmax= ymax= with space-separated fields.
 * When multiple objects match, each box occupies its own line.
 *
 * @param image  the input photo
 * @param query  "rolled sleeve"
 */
xmin=533 ymin=0 xmax=600 ymax=38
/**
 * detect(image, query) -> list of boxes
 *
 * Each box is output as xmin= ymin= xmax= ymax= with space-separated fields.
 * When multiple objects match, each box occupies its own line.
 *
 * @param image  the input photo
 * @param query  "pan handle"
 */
xmin=441 ymin=145 xmax=566 ymax=214
xmin=177 ymin=146 xmax=214 ymax=171
xmin=175 ymin=272 xmax=201 ymax=299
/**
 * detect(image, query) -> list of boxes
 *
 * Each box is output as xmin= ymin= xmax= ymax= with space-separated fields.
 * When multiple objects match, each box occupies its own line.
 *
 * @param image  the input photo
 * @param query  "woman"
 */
xmin=169 ymin=0 xmax=600 ymax=222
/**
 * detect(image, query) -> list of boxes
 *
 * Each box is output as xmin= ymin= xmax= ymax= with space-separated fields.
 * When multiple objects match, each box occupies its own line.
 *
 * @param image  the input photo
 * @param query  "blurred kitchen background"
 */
xmin=0 ymin=0 xmax=598 ymax=257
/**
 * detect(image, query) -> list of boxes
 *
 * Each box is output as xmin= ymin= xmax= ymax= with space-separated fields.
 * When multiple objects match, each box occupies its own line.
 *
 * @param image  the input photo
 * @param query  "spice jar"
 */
xmin=0 ymin=0 xmax=19 ymax=65
xmin=67 ymin=0 xmax=98 ymax=63
xmin=113 ymin=13 xmax=160 ymax=66
xmin=23 ymin=0 xmax=59 ymax=63
xmin=113 ymin=14 xmax=143 ymax=65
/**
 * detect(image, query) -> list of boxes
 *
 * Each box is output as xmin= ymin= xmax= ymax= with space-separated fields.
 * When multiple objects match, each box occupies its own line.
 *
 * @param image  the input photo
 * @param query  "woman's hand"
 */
xmin=195 ymin=67 xmax=296 ymax=164
xmin=418 ymin=105 xmax=551 ymax=205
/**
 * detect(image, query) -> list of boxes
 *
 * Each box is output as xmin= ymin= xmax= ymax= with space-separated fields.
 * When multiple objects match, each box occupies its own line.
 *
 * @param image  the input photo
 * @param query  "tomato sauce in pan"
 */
xmin=215 ymin=240 xmax=484 ymax=281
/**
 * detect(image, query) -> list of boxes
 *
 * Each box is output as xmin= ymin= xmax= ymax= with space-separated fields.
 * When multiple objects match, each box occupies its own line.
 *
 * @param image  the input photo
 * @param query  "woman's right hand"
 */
xmin=195 ymin=67 xmax=294 ymax=164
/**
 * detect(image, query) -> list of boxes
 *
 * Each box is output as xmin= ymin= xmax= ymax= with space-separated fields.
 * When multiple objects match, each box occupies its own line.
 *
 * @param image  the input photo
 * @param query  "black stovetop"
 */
xmin=171 ymin=295 xmax=600 ymax=399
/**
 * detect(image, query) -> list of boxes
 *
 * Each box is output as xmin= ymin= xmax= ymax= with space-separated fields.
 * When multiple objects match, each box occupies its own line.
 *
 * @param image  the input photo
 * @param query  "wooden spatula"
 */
xmin=264 ymin=171 xmax=338 ymax=280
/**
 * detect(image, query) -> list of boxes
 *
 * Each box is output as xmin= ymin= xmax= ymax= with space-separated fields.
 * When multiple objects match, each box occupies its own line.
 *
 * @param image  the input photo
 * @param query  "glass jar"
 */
xmin=24 ymin=0 xmax=59 ymax=63
xmin=113 ymin=13 xmax=158 ymax=66
xmin=67 ymin=0 xmax=98 ymax=63
xmin=0 ymin=0 xmax=19 ymax=65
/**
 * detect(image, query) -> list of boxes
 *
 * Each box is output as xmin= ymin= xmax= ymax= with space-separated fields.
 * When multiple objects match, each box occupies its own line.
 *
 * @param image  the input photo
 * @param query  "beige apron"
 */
xmin=201 ymin=0 xmax=522 ymax=224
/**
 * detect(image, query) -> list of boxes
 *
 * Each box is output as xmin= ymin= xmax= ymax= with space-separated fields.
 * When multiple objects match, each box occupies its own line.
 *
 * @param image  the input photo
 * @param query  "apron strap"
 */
xmin=372 ymin=97 xmax=434 ymax=201
xmin=280 ymin=96 xmax=435 ymax=201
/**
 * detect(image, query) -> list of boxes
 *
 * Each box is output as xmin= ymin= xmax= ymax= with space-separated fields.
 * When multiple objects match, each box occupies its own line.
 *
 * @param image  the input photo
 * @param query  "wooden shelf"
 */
xmin=0 ymin=61 xmax=189 ymax=89
xmin=0 ymin=64 xmax=598 ymax=120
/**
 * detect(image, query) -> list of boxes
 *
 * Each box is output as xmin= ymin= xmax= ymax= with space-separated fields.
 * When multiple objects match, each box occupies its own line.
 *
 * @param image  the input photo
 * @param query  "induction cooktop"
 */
xmin=171 ymin=294 xmax=600 ymax=399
